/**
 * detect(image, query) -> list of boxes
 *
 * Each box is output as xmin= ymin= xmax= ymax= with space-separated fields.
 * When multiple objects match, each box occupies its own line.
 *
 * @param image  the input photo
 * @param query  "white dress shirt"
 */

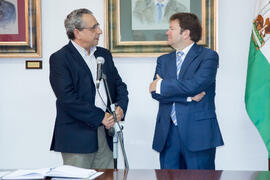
xmin=71 ymin=41 xmax=107 ymax=112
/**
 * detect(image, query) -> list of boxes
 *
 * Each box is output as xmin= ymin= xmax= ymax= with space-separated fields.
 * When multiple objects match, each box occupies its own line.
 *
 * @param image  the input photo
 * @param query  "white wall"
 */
xmin=0 ymin=0 xmax=267 ymax=170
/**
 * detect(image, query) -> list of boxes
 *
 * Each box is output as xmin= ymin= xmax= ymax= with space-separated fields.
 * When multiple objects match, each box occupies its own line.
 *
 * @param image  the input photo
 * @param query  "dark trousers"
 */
xmin=160 ymin=123 xmax=216 ymax=169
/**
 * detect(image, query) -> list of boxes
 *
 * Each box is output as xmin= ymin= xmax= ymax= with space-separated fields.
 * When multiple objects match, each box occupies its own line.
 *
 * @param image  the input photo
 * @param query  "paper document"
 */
xmin=2 ymin=168 xmax=49 ymax=179
xmin=0 ymin=171 xmax=11 ymax=178
xmin=51 ymin=172 xmax=103 ymax=180
xmin=46 ymin=165 xmax=100 ymax=178
xmin=2 ymin=165 xmax=103 ymax=179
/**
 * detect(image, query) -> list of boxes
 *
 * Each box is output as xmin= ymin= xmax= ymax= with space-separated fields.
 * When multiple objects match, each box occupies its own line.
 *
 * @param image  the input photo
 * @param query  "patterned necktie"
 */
xmin=171 ymin=51 xmax=184 ymax=126
xmin=157 ymin=3 xmax=164 ymax=23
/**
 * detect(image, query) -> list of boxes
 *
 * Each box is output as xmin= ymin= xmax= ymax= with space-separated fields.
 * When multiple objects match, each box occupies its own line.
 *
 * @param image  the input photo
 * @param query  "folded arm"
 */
xmin=161 ymin=51 xmax=218 ymax=97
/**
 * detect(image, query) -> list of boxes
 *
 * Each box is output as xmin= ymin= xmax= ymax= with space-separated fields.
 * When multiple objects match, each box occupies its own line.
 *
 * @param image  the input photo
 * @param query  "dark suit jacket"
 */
xmin=49 ymin=41 xmax=129 ymax=153
xmin=152 ymin=43 xmax=224 ymax=152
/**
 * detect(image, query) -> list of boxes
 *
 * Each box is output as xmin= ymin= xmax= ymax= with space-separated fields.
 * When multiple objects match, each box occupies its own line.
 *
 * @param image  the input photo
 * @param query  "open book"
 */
xmin=2 ymin=165 xmax=103 ymax=179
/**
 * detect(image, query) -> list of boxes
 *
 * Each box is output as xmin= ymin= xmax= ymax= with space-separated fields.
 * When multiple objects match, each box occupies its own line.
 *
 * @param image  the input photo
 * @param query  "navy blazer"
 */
xmin=152 ymin=43 xmax=224 ymax=152
xmin=49 ymin=41 xmax=128 ymax=153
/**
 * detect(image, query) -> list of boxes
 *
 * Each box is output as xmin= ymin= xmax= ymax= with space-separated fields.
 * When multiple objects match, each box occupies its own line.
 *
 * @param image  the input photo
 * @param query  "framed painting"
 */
xmin=105 ymin=0 xmax=217 ymax=57
xmin=0 ymin=0 xmax=41 ymax=58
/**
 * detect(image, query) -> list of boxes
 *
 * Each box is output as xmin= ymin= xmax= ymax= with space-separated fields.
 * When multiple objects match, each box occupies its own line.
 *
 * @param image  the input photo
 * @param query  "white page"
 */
xmin=50 ymin=172 xmax=103 ymax=180
xmin=2 ymin=168 xmax=49 ymax=179
xmin=0 ymin=171 xmax=11 ymax=178
xmin=51 ymin=171 xmax=103 ymax=180
xmin=46 ymin=165 xmax=97 ymax=179
xmin=2 ymin=166 xmax=102 ymax=179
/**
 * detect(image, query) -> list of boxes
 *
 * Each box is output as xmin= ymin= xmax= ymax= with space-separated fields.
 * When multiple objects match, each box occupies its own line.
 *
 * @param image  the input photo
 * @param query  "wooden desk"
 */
xmin=95 ymin=169 xmax=270 ymax=180
xmin=2 ymin=169 xmax=270 ymax=180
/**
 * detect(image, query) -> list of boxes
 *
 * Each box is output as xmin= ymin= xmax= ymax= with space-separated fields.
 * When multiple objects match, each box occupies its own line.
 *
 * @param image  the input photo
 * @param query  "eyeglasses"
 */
xmin=82 ymin=23 xmax=100 ymax=31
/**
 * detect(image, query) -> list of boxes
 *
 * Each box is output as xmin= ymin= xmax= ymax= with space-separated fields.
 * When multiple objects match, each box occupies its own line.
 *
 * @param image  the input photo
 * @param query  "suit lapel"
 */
xmin=66 ymin=41 xmax=96 ymax=95
xmin=166 ymin=51 xmax=177 ymax=79
xmin=67 ymin=41 xmax=93 ymax=77
xmin=179 ymin=43 xmax=200 ymax=77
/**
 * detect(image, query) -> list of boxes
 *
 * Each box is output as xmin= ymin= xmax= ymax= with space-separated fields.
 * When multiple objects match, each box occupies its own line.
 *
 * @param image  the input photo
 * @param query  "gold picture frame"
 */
xmin=105 ymin=0 xmax=217 ymax=57
xmin=0 ymin=0 xmax=42 ymax=58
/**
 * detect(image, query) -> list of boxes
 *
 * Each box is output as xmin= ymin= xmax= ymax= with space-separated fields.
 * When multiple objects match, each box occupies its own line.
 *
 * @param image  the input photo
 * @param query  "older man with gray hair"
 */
xmin=49 ymin=8 xmax=129 ymax=169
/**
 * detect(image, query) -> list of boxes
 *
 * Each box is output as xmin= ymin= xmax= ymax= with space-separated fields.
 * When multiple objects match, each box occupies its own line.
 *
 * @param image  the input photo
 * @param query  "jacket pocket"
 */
xmin=192 ymin=110 xmax=216 ymax=121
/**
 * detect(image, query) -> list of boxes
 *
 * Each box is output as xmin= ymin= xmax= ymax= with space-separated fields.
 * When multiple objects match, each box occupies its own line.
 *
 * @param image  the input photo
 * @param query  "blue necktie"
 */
xmin=157 ymin=3 xmax=164 ymax=23
xmin=171 ymin=51 xmax=184 ymax=126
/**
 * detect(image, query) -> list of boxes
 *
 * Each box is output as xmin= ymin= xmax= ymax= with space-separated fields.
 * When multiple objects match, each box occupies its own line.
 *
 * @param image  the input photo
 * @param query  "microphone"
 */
xmin=96 ymin=57 xmax=105 ymax=89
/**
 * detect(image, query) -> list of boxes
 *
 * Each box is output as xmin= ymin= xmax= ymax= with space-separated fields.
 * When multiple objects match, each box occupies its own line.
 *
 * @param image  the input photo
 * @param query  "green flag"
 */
xmin=245 ymin=1 xmax=270 ymax=157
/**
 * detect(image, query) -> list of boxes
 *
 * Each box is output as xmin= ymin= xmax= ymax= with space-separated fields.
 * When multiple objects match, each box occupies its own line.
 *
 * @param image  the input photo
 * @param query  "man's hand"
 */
xmin=149 ymin=74 xmax=162 ymax=93
xmin=115 ymin=106 xmax=124 ymax=122
xmin=107 ymin=106 xmax=124 ymax=122
xmin=191 ymin=91 xmax=206 ymax=102
xmin=102 ymin=112 xmax=114 ymax=129
xmin=104 ymin=106 xmax=124 ymax=129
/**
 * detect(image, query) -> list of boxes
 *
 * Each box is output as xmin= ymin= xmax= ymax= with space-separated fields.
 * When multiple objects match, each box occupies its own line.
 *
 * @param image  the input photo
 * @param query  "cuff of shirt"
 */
xmin=187 ymin=97 xmax=192 ymax=102
xmin=156 ymin=79 xmax=162 ymax=94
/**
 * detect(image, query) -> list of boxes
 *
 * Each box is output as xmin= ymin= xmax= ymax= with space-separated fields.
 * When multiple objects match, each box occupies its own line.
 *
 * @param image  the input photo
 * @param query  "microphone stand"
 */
xmin=101 ymin=73 xmax=129 ymax=170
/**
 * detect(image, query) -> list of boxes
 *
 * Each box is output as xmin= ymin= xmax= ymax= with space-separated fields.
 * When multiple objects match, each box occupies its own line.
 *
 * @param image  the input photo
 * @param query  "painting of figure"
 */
xmin=132 ymin=0 xmax=190 ymax=30
xmin=0 ymin=0 xmax=18 ymax=34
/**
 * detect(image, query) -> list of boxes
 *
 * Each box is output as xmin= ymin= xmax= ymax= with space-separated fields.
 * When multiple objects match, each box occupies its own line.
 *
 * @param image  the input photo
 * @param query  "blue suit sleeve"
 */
xmin=49 ymin=53 xmax=104 ymax=129
xmin=151 ymin=92 xmax=188 ymax=104
xmin=161 ymin=51 xmax=218 ymax=97
xmin=151 ymin=56 xmax=187 ymax=104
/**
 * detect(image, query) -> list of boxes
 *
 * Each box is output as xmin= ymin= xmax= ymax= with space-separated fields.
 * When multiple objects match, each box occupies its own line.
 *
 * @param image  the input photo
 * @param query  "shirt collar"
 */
xmin=155 ymin=0 xmax=168 ymax=6
xmin=176 ymin=42 xmax=194 ymax=56
xmin=71 ymin=40 xmax=97 ymax=57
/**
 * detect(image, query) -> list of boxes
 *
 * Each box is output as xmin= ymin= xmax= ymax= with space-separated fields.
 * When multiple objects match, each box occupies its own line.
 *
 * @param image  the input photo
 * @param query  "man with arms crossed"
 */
xmin=49 ymin=8 xmax=129 ymax=169
xmin=149 ymin=12 xmax=223 ymax=169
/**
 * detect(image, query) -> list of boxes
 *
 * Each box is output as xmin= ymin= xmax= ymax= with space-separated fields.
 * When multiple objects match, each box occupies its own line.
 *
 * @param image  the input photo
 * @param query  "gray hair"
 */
xmin=64 ymin=8 xmax=93 ymax=40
